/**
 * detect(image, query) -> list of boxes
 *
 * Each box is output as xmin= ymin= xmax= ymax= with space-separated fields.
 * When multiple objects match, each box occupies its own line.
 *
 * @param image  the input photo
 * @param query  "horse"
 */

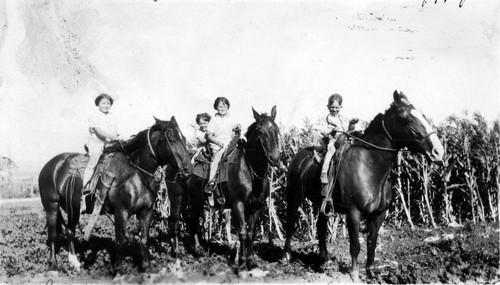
xmin=168 ymin=106 xmax=280 ymax=273
xmin=38 ymin=116 xmax=192 ymax=273
xmin=283 ymin=91 xmax=444 ymax=281
xmin=164 ymin=147 xmax=212 ymax=258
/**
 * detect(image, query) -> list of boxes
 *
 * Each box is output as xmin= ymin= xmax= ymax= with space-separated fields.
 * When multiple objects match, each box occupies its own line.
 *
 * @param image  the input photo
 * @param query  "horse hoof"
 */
xmin=319 ymin=252 xmax=329 ymax=264
xmin=67 ymin=253 xmax=81 ymax=271
xmin=112 ymin=264 xmax=124 ymax=276
xmin=247 ymin=260 xmax=258 ymax=271
xmin=193 ymin=248 xmax=206 ymax=258
xmin=238 ymin=270 xmax=249 ymax=279
xmin=349 ymin=270 xmax=360 ymax=283
xmin=140 ymin=261 xmax=150 ymax=272
xmin=48 ymin=262 xmax=58 ymax=271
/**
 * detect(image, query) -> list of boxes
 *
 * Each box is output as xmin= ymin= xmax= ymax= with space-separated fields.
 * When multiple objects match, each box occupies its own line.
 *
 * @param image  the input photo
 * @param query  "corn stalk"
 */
xmin=394 ymin=151 xmax=414 ymax=229
xmin=268 ymin=168 xmax=285 ymax=241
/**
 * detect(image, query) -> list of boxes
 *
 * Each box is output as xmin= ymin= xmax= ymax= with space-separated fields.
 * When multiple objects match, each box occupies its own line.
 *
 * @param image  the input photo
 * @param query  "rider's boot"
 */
xmin=214 ymin=186 xmax=225 ymax=206
xmin=83 ymin=173 xmax=114 ymax=241
xmin=204 ymin=181 xmax=216 ymax=207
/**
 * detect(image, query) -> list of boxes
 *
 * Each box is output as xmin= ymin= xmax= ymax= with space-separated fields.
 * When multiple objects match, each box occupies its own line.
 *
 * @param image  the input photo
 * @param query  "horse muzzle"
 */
xmin=426 ymin=134 xmax=444 ymax=162
xmin=268 ymin=155 xmax=281 ymax=167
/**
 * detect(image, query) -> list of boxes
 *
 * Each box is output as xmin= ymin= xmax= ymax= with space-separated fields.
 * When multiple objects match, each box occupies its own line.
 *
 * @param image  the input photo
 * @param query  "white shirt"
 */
xmin=206 ymin=112 xmax=238 ymax=149
xmin=323 ymin=114 xmax=350 ymax=139
xmin=87 ymin=110 xmax=118 ymax=145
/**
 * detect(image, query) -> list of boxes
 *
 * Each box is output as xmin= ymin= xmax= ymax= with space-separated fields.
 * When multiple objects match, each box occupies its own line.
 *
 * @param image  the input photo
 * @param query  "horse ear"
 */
xmin=171 ymin=116 xmax=178 ymax=126
xmin=393 ymin=90 xmax=410 ymax=106
xmin=252 ymin=107 xmax=261 ymax=121
xmin=270 ymin=105 xmax=277 ymax=120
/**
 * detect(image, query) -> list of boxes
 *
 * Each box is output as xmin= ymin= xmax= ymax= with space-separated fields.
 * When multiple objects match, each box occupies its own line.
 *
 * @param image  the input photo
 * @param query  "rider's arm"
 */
xmin=89 ymin=112 xmax=119 ymax=142
xmin=92 ymin=127 xmax=119 ymax=141
xmin=206 ymin=131 xmax=224 ymax=148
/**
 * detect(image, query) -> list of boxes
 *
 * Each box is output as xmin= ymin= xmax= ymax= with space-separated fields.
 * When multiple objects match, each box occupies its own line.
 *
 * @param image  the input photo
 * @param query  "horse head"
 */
xmin=152 ymin=116 xmax=192 ymax=178
xmin=249 ymin=105 xmax=281 ymax=166
xmin=384 ymin=90 xmax=444 ymax=162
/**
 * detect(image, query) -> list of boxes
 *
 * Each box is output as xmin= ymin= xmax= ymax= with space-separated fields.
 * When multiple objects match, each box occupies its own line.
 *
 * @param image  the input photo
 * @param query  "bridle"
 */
xmin=244 ymin=120 xmax=279 ymax=180
xmin=346 ymin=114 xmax=435 ymax=153
xmin=381 ymin=116 xmax=437 ymax=148
xmin=147 ymin=127 xmax=186 ymax=181
xmin=118 ymin=127 xmax=185 ymax=178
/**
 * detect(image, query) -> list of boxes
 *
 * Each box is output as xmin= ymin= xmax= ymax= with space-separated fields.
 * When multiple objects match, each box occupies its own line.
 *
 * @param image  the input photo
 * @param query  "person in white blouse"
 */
xmin=80 ymin=93 xmax=119 ymax=213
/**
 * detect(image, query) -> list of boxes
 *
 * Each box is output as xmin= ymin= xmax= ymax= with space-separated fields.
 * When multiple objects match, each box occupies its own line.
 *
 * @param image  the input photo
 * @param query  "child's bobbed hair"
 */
xmin=213 ymin=97 xmax=230 ymax=110
xmin=196 ymin=112 xmax=212 ymax=124
xmin=327 ymin=93 xmax=343 ymax=106
xmin=95 ymin=93 xmax=114 ymax=106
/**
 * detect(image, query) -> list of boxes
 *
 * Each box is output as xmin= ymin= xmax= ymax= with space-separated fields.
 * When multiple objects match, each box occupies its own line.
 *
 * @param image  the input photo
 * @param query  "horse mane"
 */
xmin=105 ymin=125 xmax=160 ymax=157
xmin=361 ymin=101 xmax=415 ymax=138
xmin=361 ymin=113 xmax=385 ymax=138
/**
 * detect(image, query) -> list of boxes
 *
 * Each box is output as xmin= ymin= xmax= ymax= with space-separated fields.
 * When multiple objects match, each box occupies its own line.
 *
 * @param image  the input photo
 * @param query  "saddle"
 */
xmin=215 ymin=136 xmax=241 ymax=183
xmin=187 ymin=147 xmax=210 ymax=179
xmin=319 ymin=135 xmax=352 ymax=216
xmin=68 ymin=150 xmax=109 ymax=195
xmin=190 ymin=137 xmax=239 ymax=183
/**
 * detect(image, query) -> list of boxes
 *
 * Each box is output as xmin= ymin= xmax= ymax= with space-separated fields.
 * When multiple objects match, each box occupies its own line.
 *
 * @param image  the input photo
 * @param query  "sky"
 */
xmin=0 ymin=0 xmax=499 ymax=176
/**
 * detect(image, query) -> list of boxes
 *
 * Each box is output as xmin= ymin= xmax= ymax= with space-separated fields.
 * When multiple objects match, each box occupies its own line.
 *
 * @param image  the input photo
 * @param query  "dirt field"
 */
xmin=1 ymin=198 xmax=498 ymax=284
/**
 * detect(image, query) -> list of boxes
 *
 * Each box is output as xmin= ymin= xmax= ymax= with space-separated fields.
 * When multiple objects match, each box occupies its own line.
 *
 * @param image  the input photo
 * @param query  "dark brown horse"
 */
xmin=284 ymin=91 xmax=444 ymax=281
xmin=38 ymin=117 xmax=191 ymax=273
xmin=169 ymin=106 xmax=280 ymax=273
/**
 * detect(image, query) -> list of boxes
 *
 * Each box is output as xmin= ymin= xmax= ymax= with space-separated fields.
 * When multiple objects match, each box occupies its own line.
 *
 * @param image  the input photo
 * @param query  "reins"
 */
xmin=147 ymin=128 xmax=159 ymax=162
xmin=341 ymin=117 xmax=434 ymax=153
xmin=244 ymin=125 xmax=276 ymax=181
xmin=119 ymin=139 xmax=156 ymax=177
xmin=340 ymin=126 xmax=398 ymax=153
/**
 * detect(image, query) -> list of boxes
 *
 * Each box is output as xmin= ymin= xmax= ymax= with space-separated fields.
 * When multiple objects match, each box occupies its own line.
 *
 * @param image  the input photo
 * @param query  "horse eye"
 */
xmin=166 ymin=130 xmax=176 ymax=142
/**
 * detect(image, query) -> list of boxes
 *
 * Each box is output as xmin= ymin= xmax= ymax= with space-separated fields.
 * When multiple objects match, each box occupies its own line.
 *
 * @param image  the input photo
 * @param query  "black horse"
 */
xmin=169 ymin=106 xmax=280 ymax=273
xmin=164 ymin=147 xmax=212 ymax=258
xmin=284 ymin=91 xmax=444 ymax=281
xmin=38 ymin=117 xmax=192 ymax=272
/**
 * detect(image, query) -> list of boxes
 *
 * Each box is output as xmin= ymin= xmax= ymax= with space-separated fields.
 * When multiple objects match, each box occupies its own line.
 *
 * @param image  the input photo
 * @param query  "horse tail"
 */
xmin=284 ymin=149 xmax=314 ymax=236
xmin=65 ymin=170 xmax=78 ymax=224
xmin=57 ymin=208 xmax=66 ymax=235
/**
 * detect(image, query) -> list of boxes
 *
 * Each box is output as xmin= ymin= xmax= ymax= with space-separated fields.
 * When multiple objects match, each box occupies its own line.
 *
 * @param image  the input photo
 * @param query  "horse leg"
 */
xmin=45 ymin=201 xmax=60 ymax=270
xmin=168 ymin=187 xmax=183 ymax=258
xmin=113 ymin=210 xmax=128 ymax=274
xmin=232 ymin=201 xmax=248 ymax=273
xmin=66 ymin=206 xmax=81 ymax=271
xmin=246 ymin=207 xmax=262 ymax=270
xmin=346 ymin=210 xmax=362 ymax=282
xmin=317 ymin=212 xmax=329 ymax=264
xmin=366 ymin=210 xmax=387 ymax=274
xmin=138 ymin=210 xmax=153 ymax=271
xmin=224 ymin=209 xmax=232 ymax=244
xmin=283 ymin=185 xmax=301 ymax=262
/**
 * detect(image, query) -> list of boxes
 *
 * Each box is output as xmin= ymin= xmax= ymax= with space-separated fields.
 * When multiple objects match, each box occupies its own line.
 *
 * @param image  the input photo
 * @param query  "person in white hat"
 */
xmin=80 ymin=93 xmax=119 ymax=213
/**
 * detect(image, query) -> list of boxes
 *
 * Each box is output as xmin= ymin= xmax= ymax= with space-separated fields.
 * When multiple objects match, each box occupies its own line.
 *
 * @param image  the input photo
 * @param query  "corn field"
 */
xmin=266 ymin=112 xmax=499 ymax=242
xmin=157 ymin=112 xmax=499 ymax=243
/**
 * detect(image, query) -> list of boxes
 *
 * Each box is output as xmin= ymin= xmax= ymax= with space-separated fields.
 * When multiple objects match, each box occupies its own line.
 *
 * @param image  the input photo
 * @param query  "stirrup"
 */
xmin=313 ymin=150 xmax=323 ymax=164
xmin=320 ymin=198 xmax=335 ymax=217
xmin=204 ymin=181 xmax=216 ymax=195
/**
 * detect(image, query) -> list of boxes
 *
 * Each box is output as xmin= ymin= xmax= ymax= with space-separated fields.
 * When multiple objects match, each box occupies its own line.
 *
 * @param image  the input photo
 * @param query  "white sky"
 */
xmin=0 ymin=0 xmax=499 ymax=175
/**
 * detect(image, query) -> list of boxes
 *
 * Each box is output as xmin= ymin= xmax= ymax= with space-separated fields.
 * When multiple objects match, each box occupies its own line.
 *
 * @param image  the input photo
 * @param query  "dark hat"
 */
xmin=95 ymin=93 xmax=114 ymax=106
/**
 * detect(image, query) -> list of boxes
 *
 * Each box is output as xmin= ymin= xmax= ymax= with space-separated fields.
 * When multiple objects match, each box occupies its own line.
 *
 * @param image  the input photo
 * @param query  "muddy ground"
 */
xmin=0 ymin=199 xmax=498 ymax=284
